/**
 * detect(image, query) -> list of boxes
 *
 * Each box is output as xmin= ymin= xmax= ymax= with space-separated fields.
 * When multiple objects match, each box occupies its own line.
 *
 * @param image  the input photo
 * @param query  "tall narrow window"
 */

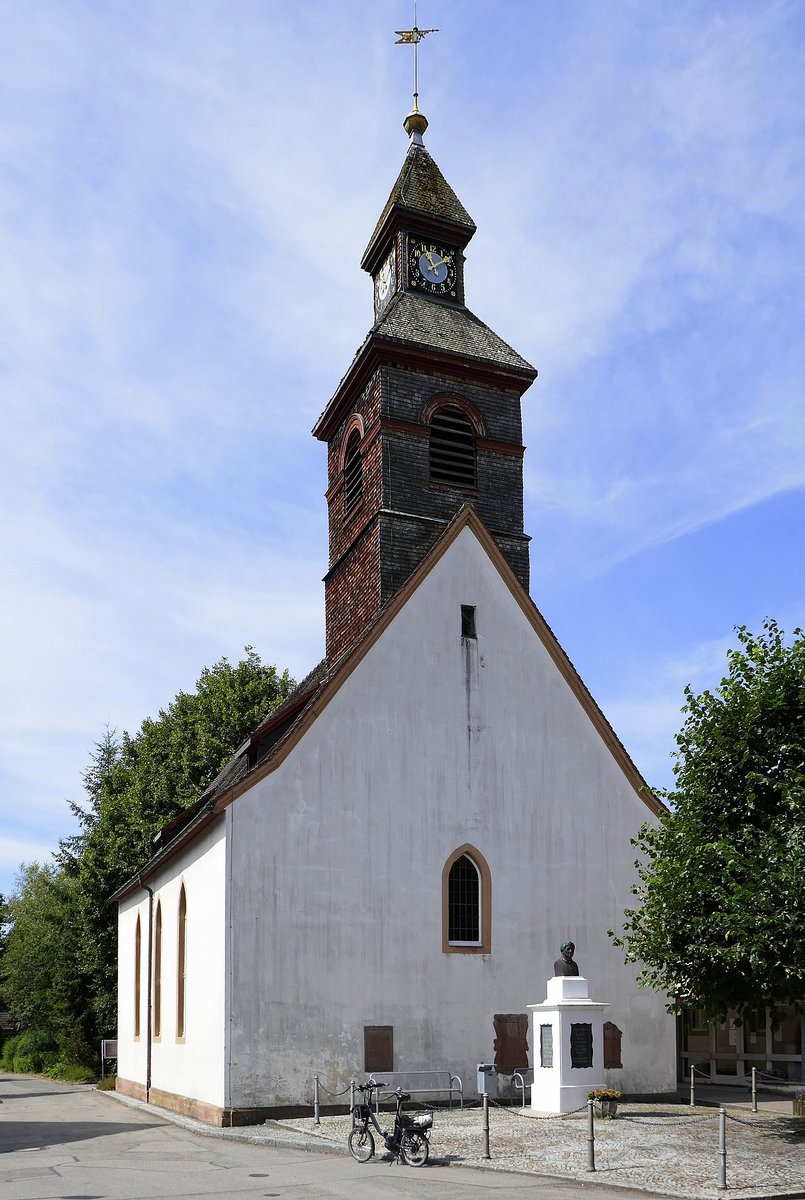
xmin=442 ymin=845 xmax=491 ymax=953
xmin=153 ymin=901 xmax=162 ymax=1039
xmin=429 ymin=406 xmax=476 ymax=488
xmin=176 ymin=885 xmax=187 ymax=1040
xmin=343 ymin=429 xmax=363 ymax=514
xmin=134 ymin=914 xmax=141 ymax=1039
xmin=449 ymin=855 xmax=481 ymax=943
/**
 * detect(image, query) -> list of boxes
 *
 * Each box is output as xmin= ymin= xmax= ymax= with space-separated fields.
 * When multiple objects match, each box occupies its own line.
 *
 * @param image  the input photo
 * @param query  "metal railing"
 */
xmin=512 ymin=1066 xmax=533 ymax=1108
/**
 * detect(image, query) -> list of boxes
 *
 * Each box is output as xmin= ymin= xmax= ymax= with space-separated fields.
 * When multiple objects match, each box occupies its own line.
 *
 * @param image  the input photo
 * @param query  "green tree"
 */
xmin=0 ymin=864 xmax=84 ymax=1047
xmin=3 ymin=647 xmax=294 ymax=1060
xmin=66 ymin=647 xmax=294 ymax=1037
xmin=611 ymin=619 xmax=805 ymax=1021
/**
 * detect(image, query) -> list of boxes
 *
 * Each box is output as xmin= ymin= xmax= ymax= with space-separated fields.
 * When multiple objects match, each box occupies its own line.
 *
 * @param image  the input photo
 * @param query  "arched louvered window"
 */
xmin=176 ymin=885 xmax=187 ymax=1040
xmin=134 ymin=913 xmax=141 ymax=1039
xmin=442 ymin=844 xmax=491 ymax=953
xmin=153 ymin=901 xmax=162 ymax=1039
xmin=429 ymin=406 xmax=476 ymax=488
xmin=343 ymin=429 xmax=363 ymax=514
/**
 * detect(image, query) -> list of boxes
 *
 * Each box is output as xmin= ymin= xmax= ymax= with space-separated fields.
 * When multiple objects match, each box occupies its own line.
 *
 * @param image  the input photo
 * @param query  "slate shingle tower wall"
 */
xmin=314 ymin=125 xmax=537 ymax=664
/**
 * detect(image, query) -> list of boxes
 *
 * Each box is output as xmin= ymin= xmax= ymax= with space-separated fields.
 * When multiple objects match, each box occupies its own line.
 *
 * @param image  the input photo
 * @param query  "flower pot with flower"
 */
xmin=587 ymin=1088 xmax=622 ymax=1118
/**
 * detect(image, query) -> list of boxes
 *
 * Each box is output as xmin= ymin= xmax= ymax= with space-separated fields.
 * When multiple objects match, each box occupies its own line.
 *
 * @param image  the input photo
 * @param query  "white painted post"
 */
xmin=481 ymin=1091 xmax=490 ymax=1159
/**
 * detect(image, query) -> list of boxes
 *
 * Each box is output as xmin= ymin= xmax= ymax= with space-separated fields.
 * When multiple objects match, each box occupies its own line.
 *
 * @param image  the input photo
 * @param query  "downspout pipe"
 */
xmin=138 ymin=875 xmax=154 ymax=1102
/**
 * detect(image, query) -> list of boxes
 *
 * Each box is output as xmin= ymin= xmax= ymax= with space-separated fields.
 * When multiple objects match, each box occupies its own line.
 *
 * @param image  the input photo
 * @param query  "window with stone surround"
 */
xmin=153 ymin=900 xmax=162 ymax=1040
xmin=176 ymin=884 xmax=187 ymax=1041
xmin=442 ymin=844 xmax=491 ymax=953
xmin=134 ymin=913 xmax=141 ymax=1039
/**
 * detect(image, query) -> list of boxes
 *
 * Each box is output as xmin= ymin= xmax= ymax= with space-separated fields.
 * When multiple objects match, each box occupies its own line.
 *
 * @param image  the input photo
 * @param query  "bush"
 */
xmin=45 ymin=1062 xmax=97 ymax=1084
xmin=97 ymin=1073 xmax=117 ymax=1091
xmin=0 ymin=1030 xmax=59 ymax=1074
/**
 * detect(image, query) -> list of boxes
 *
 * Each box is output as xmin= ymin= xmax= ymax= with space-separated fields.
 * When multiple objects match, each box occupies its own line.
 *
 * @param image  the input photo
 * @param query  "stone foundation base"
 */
xmin=114 ymin=1077 xmax=345 ymax=1126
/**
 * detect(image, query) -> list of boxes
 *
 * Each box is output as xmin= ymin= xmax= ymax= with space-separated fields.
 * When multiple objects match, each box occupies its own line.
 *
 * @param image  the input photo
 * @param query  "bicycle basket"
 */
xmin=411 ymin=1111 xmax=433 ymax=1130
xmin=354 ymin=1103 xmax=371 ymax=1119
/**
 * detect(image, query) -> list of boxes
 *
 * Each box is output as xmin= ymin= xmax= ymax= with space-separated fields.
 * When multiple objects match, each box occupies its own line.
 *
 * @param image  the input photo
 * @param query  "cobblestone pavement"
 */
xmin=270 ymin=1102 xmax=805 ymax=1200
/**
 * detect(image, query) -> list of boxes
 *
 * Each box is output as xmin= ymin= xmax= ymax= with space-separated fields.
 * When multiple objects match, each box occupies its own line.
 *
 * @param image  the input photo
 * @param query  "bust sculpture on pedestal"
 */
xmin=553 ymin=940 xmax=579 ymax=977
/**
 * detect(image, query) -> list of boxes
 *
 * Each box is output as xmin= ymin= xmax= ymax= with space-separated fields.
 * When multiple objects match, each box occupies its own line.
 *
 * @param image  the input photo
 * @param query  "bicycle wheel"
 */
xmin=400 ymin=1130 xmax=429 ymax=1167
xmin=348 ymin=1126 xmax=375 ymax=1163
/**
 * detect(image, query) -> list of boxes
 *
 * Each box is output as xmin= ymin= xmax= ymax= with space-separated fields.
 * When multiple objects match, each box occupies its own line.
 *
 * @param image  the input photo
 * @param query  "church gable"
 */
xmin=223 ymin=507 xmax=659 ymax=824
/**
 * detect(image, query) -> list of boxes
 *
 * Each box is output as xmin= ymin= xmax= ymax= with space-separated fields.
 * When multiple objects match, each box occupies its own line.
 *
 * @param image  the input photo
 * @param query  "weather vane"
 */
xmin=395 ymin=1 xmax=438 ymax=115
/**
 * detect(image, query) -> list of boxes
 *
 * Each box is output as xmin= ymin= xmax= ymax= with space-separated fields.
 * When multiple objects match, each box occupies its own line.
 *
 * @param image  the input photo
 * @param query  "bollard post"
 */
xmin=350 ymin=1080 xmax=356 ymax=1130
xmin=752 ymin=1066 xmax=757 ymax=1113
xmin=587 ymin=1098 xmax=596 ymax=1172
xmin=690 ymin=1064 xmax=695 ymax=1107
xmin=482 ymin=1091 xmax=491 ymax=1159
xmin=314 ymin=1073 xmax=320 ymax=1125
xmin=717 ymin=1106 xmax=727 ymax=1190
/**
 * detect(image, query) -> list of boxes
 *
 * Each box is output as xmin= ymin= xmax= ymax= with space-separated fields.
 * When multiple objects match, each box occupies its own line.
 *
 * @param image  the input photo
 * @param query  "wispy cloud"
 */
xmin=1 ymin=1 xmax=803 ymax=895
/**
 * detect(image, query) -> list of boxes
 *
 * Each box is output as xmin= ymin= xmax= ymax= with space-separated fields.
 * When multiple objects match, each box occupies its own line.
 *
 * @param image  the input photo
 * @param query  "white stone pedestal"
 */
xmin=528 ymin=977 xmax=608 ymax=1114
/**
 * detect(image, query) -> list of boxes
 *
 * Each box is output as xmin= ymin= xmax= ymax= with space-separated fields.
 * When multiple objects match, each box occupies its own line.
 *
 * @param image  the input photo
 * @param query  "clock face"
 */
xmin=408 ymin=240 xmax=458 ymax=297
xmin=375 ymin=251 xmax=396 ymax=311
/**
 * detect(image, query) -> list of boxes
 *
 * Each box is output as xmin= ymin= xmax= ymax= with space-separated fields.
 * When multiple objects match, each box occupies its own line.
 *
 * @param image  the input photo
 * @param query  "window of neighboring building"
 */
xmin=429 ymin=406 xmax=476 ymax=489
xmin=134 ymin=913 xmax=141 ymax=1040
xmin=153 ymin=901 xmax=162 ymax=1039
xmin=176 ymin=884 xmax=187 ymax=1041
xmin=343 ymin=429 xmax=363 ymax=514
xmin=442 ymin=844 xmax=491 ymax=953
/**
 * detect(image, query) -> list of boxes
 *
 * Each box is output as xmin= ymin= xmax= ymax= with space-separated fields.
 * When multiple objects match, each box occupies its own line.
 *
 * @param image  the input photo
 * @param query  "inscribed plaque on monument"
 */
xmin=570 ymin=1022 xmax=593 ymax=1068
xmin=540 ymin=1024 xmax=553 ymax=1068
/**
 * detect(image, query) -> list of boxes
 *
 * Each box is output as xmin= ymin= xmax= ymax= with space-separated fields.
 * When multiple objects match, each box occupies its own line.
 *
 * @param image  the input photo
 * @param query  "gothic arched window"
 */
xmin=176 ymin=884 xmax=187 ymax=1040
xmin=429 ymin=406 xmax=476 ymax=489
xmin=442 ymin=844 xmax=492 ymax=953
xmin=343 ymin=429 xmax=363 ymax=515
xmin=153 ymin=901 xmax=162 ymax=1039
xmin=134 ymin=913 xmax=141 ymax=1039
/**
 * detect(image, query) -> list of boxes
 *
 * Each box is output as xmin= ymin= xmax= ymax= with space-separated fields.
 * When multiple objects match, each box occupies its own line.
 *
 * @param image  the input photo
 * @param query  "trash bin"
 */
xmin=476 ymin=1063 xmax=497 ymax=1099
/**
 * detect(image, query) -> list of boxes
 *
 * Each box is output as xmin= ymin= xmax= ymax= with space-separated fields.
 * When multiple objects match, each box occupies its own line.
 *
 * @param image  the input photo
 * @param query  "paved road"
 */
xmin=0 ymin=1074 xmax=664 ymax=1200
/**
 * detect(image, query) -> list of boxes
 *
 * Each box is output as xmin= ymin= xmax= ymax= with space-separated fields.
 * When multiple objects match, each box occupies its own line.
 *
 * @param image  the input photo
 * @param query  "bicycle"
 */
xmin=348 ymin=1081 xmax=432 ymax=1166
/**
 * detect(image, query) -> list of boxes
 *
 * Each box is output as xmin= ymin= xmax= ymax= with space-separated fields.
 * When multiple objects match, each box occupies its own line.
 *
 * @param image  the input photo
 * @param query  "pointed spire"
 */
xmin=395 ymin=6 xmax=437 ymax=145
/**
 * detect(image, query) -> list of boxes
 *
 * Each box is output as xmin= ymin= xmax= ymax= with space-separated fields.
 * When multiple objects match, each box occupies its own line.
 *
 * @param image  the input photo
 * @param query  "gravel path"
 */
xmin=272 ymin=1103 xmax=805 ymax=1199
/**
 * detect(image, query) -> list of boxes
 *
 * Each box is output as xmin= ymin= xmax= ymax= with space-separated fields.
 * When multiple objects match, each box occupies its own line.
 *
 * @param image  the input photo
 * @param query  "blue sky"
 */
xmin=1 ymin=0 xmax=804 ymax=896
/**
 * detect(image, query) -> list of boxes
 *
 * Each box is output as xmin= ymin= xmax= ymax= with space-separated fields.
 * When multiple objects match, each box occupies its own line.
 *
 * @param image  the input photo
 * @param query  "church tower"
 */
xmin=313 ymin=104 xmax=537 ymax=663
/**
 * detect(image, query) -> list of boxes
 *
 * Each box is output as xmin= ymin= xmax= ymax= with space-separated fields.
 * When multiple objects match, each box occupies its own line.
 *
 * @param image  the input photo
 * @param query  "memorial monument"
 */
xmin=528 ymin=942 xmax=608 ymax=1113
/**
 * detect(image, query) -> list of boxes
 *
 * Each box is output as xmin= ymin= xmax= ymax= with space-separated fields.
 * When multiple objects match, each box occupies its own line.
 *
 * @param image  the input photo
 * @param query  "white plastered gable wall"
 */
xmin=227 ymin=520 xmax=676 ymax=1108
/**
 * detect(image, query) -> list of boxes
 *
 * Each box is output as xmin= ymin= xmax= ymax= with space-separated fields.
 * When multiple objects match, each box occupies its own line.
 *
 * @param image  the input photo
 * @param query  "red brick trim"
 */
xmin=337 ymin=414 xmax=366 ymax=473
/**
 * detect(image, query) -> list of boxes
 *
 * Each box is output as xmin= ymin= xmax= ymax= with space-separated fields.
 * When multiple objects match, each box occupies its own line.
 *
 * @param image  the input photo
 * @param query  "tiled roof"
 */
xmin=373 ymin=291 xmax=535 ymax=376
xmin=364 ymin=143 xmax=476 ymax=260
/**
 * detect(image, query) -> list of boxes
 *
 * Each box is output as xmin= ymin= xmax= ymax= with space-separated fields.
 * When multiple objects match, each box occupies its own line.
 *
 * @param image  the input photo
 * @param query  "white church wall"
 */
xmin=116 ymin=817 xmax=227 ymax=1111
xmin=227 ymin=525 xmax=676 ymax=1108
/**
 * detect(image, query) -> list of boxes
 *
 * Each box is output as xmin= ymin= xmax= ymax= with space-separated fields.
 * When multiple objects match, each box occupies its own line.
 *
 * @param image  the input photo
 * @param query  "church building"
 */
xmin=114 ymin=95 xmax=678 ymax=1125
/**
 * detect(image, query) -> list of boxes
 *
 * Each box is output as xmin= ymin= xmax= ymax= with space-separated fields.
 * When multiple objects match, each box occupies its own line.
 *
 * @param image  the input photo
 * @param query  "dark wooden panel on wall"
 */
xmin=364 ymin=1026 xmax=394 ymax=1073
xmin=604 ymin=1021 xmax=623 ymax=1069
xmin=493 ymin=1013 xmax=529 ymax=1074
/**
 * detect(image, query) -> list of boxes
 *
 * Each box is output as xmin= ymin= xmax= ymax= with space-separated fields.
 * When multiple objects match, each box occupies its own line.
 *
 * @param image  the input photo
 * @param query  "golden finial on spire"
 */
xmin=395 ymin=1 xmax=438 ymax=142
